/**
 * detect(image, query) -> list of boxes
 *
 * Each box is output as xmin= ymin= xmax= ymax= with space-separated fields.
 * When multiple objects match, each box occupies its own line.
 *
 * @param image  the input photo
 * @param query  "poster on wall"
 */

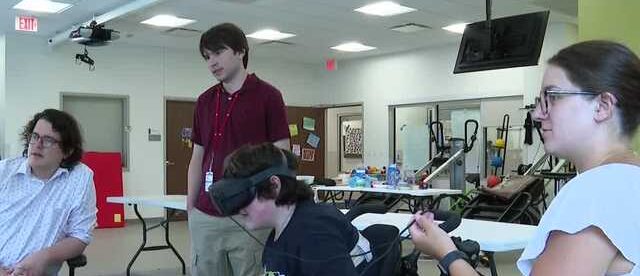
xmin=343 ymin=126 xmax=363 ymax=158
xmin=180 ymin=127 xmax=193 ymax=148
xmin=301 ymin=148 xmax=315 ymax=162
xmin=306 ymin=133 xmax=320 ymax=148
xmin=292 ymin=144 xmax=301 ymax=156
xmin=303 ymin=117 xmax=316 ymax=131
xmin=289 ymin=124 xmax=299 ymax=137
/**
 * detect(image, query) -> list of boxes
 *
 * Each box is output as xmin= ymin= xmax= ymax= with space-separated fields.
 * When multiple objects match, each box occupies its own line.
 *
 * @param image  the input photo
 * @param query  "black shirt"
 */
xmin=262 ymin=200 xmax=360 ymax=276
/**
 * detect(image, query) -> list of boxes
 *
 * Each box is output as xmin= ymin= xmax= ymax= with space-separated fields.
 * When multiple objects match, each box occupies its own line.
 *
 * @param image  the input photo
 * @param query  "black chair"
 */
xmin=66 ymin=254 xmax=87 ymax=276
xmin=460 ymin=179 xmax=544 ymax=225
xmin=345 ymin=204 xmax=401 ymax=276
xmin=360 ymin=224 xmax=402 ymax=276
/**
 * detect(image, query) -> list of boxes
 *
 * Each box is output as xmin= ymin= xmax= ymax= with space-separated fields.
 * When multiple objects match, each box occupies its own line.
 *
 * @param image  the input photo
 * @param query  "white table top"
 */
xmin=313 ymin=185 xmax=462 ymax=197
xmin=106 ymin=196 xmax=534 ymax=252
xmin=349 ymin=212 xmax=536 ymax=252
xmin=107 ymin=195 xmax=187 ymax=211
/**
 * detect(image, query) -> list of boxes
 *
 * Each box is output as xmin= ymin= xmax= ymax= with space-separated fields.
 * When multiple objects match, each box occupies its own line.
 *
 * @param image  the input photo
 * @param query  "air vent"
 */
xmin=390 ymin=23 xmax=431 ymax=33
xmin=162 ymin=27 xmax=202 ymax=38
xmin=257 ymin=40 xmax=295 ymax=46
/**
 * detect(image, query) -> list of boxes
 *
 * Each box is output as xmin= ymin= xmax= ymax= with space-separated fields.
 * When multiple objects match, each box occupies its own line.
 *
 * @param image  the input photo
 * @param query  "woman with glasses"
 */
xmin=410 ymin=40 xmax=640 ymax=276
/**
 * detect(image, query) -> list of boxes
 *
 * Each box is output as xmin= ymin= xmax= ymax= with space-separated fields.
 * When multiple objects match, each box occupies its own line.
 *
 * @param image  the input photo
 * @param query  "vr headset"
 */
xmin=209 ymin=164 xmax=296 ymax=216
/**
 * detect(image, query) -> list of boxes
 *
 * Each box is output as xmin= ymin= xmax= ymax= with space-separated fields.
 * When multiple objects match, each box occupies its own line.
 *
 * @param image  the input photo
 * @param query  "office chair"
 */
xmin=66 ymin=254 xmax=87 ymax=276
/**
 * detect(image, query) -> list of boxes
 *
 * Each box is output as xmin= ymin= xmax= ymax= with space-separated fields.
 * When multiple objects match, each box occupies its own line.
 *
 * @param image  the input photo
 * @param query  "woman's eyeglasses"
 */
xmin=534 ymin=89 xmax=599 ymax=114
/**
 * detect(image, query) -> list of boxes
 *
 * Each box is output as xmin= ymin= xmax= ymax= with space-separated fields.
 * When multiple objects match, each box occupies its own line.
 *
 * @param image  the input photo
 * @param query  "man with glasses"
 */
xmin=0 ymin=109 xmax=97 ymax=276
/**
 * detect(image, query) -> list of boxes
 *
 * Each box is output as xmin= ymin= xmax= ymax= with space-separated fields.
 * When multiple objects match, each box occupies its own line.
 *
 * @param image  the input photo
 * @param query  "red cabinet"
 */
xmin=82 ymin=152 xmax=125 ymax=228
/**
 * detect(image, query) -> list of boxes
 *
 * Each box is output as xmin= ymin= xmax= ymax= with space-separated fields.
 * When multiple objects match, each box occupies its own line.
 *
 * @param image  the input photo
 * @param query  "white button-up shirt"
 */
xmin=0 ymin=156 xmax=97 ymax=269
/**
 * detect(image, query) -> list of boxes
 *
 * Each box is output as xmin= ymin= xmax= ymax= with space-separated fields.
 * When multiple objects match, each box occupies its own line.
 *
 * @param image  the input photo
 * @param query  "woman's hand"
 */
xmin=409 ymin=212 xmax=457 ymax=259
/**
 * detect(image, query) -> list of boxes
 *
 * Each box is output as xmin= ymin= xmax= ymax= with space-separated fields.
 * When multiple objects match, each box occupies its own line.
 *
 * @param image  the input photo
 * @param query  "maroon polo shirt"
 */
xmin=191 ymin=74 xmax=290 ymax=216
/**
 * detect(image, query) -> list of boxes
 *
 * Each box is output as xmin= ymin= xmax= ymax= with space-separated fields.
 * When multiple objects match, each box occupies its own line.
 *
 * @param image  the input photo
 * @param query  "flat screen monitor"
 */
xmin=453 ymin=11 xmax=550 ymax=74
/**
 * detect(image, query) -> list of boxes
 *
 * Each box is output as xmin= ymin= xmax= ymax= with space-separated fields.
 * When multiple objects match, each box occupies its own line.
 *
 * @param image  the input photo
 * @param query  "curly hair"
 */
xmin=21 ymin=109 xmax=84 ymax=169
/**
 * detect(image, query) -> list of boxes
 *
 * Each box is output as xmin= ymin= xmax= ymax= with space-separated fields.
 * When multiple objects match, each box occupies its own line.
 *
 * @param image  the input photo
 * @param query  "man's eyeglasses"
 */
xmin=534 ymin=89 xmax=600 ymax=114
xmin=29 ymin=133 xmax=60 ymax=148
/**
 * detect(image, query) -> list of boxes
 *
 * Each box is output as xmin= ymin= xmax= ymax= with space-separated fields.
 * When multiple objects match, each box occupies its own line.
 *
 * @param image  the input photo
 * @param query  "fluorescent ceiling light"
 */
xmin=141 ymin=15 xmax=196 ymax=28
xmin=331 ymin=42 xmax=376 ymax=52
xmin=442 ymin=23 xmax=468 ymax=34
xmin=354 ymin=1 xmax=416 ymax=17
xmin=246 ymin=29 xmax=296 ymax=40
xmin=12 ymin=0 xmax=73 ymax=13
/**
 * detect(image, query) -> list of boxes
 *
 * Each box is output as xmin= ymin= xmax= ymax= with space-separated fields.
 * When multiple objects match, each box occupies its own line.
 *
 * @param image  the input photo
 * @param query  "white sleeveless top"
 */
xmin=517 ymin=163 xmax=640 ymax=275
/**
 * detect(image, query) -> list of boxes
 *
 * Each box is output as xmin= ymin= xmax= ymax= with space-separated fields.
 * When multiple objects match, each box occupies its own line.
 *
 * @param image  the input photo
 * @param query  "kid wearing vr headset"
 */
xmin=210 ymin=143 xmax=373 ymax=276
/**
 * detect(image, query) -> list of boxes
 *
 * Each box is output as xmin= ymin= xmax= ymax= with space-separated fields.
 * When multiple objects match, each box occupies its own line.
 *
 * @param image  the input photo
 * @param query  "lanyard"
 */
xmin=208 ymin=85 xmax=240 ymax=172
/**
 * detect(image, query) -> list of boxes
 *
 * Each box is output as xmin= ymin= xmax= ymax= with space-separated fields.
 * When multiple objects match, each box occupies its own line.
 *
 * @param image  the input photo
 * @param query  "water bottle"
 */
xmin=349 ymin=168 xmax=369 ymax=188
xmin=387 ymin=164 xmax=400 ymax=189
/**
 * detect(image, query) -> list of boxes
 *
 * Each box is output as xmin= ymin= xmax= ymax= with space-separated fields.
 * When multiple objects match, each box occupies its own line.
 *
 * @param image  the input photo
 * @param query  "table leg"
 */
xmin=125 ymin=204 xmax=187 ymax=275
xmin=126 ymin=204 xmax=147 ymax=276
xmin=164 ymin=209 xmax=186 ymax=275
xmin=384 ymin=195 xmax=405 ymax=211
xmin=485 ymin=251 xmax=498 ymax=276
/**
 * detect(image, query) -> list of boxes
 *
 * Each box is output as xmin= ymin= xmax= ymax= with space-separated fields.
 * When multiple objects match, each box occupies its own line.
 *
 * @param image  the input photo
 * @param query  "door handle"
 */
xmin=165 ymin=161 xmax=175 ymax=166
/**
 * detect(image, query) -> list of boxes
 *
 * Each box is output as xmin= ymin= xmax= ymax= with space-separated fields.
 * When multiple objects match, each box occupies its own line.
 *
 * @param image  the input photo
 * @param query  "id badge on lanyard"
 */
xmin=205 ymin=87 xmax=239 ymax=192
xmin=205 ymin=155 xmax=214 ymax=192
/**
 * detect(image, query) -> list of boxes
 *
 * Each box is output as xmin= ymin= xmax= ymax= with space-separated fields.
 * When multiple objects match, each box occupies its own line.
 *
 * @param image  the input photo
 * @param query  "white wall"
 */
xmin=1 ymin=21 xmax=577 ymax=218
xmin=3 ymin=33 xmax=320 ymax=218
xmin=325 ymin=105 xmax=363 ymax=177
xmin=315 ymin=22 xmax=578 ymax=167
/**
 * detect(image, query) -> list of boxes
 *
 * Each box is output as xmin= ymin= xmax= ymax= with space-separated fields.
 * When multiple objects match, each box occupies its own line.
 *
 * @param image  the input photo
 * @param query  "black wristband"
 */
xmin=437 ymin=250 xmax=469 ymax=275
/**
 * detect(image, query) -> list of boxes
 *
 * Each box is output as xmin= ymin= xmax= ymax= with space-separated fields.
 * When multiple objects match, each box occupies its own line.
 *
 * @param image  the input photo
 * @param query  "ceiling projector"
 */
xmin=69 ymin=20 xmax=120 ymax=47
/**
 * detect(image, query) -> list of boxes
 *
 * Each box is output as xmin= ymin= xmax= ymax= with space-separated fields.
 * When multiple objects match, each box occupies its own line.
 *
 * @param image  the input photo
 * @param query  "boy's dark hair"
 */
xmin=21 ymin=109 xmax=84 ymax=169
xmin=199 ymin=23 xmax=249 ymax=68
xmin=223 ymin=143 xmax=312 ymax=205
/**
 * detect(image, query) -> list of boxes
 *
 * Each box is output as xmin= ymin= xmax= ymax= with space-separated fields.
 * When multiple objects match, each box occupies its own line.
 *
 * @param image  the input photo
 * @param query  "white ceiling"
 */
xmin=2 ymin=0 xmax=577 ymax=64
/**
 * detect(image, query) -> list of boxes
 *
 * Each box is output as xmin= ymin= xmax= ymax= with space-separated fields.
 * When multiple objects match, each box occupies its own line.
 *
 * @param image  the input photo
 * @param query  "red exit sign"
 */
xmin=15 ymin=16 xmax=38 ymax=32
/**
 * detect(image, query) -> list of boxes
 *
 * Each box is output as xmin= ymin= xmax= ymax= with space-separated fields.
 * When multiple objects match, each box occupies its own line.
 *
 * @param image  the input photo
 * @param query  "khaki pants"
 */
xmin=188 ymin=208 xmax=270 ymax=276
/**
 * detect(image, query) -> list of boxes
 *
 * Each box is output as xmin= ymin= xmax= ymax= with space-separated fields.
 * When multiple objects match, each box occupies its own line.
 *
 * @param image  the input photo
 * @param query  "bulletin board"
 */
xmin=286 ymin=106 xmax=325 ymax=178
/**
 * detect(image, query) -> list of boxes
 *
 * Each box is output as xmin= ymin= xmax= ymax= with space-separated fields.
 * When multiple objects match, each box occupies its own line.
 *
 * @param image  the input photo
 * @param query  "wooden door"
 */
xmin=165 ymin=100 xmax=196 ymax=195
xmin=286 ymin=106 xmax=325 ymax=178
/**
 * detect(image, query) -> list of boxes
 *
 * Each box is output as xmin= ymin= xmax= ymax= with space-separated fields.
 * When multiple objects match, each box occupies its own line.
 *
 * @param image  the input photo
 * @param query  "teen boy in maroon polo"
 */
xmin=187 ymin=23 xmax=290 ymax=276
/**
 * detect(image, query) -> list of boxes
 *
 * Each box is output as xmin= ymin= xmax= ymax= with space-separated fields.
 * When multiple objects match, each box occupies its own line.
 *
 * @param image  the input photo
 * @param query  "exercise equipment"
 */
xmin=486 ymin=175 xmax=502 ymax=188
xmin=490 ymin=155 xmax=503 ymax=167
xmin=414 ymin=119 xmax=479 ymax=193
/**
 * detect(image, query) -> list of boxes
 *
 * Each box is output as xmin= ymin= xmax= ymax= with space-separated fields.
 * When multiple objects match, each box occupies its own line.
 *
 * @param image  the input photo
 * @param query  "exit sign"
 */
xmin=15 ymin=16 xmax=38 ymax=32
